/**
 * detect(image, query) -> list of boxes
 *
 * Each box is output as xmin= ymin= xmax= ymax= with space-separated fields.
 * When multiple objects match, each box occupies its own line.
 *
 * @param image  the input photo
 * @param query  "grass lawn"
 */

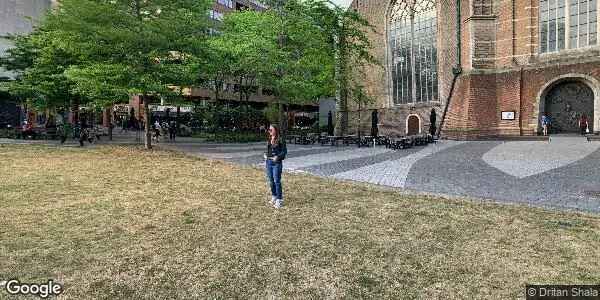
xmin=1 ymin=145 xmax=599 ymax=299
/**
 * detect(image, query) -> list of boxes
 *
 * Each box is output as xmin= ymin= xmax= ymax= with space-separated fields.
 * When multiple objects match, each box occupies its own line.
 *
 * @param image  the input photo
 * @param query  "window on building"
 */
xmin=569 ymin=0 xmax=597 ymax=47
xmin=389 ymin=0 xmax=438 ymax=105
xmin=262 ymin=88 xmax=274 ymax=96
xmin=208 ymin=27 xmax=221 ymax=36
xmin=236 ymin=3 xmax=249 ymax=10
xmin=217 ymin=0 xmax=234 ymax=8
xmin=247 ymin=0 xmax=267 ymax=9
xmin=473 ymin=0 xmax=493 ymax=15
xmin=540 ymin=0 xmax=597 ymax=53
xmin=209 ymin=9 xmax=224 ymax=21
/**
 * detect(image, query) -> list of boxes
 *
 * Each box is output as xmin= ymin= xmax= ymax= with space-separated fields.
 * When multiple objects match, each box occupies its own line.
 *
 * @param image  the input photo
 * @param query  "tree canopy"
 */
xmin=206 ymin=0 xmax=377 ymax=134
xmin=1 ymin=0 xmax=377 ymax=140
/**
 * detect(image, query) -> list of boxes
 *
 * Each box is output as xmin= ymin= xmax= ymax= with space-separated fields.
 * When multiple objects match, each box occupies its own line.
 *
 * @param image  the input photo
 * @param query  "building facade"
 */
xmin=0 ymin=0 xmax=54 ymax=79
xmin=350 ymin=0 xmax=600 ymax=138
xmin=0 ymin=0 xmax=55 ymax=127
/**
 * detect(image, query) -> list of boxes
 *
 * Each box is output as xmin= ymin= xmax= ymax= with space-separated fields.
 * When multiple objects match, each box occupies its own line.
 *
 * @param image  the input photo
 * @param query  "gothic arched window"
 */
xmin=389 ymin=0 xmax=438 ymax=105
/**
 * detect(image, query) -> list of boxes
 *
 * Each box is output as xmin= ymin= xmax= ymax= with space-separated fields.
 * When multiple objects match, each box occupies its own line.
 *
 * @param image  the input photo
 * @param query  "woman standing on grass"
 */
xmin=264 ymin=125 xmax=287 ymax=208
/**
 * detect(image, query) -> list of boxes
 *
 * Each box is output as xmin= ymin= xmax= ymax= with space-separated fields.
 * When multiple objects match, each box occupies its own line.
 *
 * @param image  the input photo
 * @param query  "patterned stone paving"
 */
xmin=333 ymin=141 xmax=465 ymax=188
xmin=482 ymin=137 xmax=600 ymax=178
xmin=164 ymin=136 xmax=600 ymax=213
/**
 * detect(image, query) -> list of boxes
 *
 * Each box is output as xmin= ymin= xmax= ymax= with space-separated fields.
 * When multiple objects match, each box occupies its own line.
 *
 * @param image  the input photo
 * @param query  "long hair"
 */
xmin=268 ymin=125 xmax=279 ymax=144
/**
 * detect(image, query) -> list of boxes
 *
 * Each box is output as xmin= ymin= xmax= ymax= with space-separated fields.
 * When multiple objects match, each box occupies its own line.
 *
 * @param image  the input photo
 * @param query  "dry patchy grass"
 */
xmin=0 ymin=145 xmax=599 ymax=299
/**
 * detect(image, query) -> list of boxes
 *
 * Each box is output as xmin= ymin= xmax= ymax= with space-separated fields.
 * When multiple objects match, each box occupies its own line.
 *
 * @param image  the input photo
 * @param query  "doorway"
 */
xmin=544 ymin=81 xmax=594 ymax=133
xmin=407 ymin=115 xmax=420 ymax=136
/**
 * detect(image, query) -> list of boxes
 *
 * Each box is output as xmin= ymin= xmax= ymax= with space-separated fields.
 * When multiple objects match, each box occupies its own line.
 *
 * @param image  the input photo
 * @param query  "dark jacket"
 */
xmin=266 ymin=138 xmax=287 ymax=161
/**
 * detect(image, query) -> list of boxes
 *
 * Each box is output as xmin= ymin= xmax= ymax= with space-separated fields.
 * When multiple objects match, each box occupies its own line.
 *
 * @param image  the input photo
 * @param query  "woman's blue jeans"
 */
xmin=266 ymin=159 xmax=283 ymax=200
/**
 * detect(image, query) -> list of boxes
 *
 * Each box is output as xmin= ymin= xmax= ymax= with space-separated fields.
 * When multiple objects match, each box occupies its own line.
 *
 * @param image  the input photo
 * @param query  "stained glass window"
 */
xmin=389 ymin=0 xmax=438 ymax=105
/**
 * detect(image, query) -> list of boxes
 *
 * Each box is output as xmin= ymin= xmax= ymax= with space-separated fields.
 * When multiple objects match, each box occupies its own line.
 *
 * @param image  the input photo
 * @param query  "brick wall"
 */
xmin=353 ymin=0 xmax=600 ymax=139
xmin=349 ymin=0 xmax=458 ymax=135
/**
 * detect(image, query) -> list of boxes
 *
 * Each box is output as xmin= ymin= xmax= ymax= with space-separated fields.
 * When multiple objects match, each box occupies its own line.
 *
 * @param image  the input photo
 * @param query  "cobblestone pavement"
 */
xmin=163 ymin=136 xmax=600 ymax=213
xmin=4 ymin=133 xmax=600 ymax=213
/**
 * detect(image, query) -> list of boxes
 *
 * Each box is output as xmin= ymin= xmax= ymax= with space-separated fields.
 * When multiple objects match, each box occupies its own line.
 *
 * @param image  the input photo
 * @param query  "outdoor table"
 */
xmin=342 ymin=135 xmax=358 ymax=145
xmin=324 ymin=135 xmax=344 ymax=146
xmin=297 ymin=134 xmax=315 ymax=145
xmin=359 ymin=135 xmax=374 ymax=147
xmin=389 ymin=136 xmax=411 ymax=149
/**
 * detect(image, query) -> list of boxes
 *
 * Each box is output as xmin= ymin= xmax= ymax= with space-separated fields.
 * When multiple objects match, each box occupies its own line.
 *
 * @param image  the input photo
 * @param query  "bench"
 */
xmin=357 ymin=135 xmax=375 ymax=147
xmin=386 ymin=136 xmax=412 ymax=149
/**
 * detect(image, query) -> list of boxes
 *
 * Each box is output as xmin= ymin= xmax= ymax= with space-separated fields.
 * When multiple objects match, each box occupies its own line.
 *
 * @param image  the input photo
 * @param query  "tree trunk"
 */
xmin=214 ymin=77 xmax=221 ymax=102
xmin=108 ymin=119 xmax=113 ymax=141
xmin=238 ymin=76 xmax=243 ymax=102
xmin=176 ymin=106 xmax=181 ymax=135
xmin=333 ymin=23 xmax=348 ymax=137
xmin=278 ymin=101 xmax=288 ymax=137
xmin=108 ymin=108 xmax=114 ymax=141
xmin=334 ymin=97 xmax=348 ymax=136
xmin=70 ymin=98 xmax=80 ymax=125
xmin=143 ymin=96 xmax=152 ymax=149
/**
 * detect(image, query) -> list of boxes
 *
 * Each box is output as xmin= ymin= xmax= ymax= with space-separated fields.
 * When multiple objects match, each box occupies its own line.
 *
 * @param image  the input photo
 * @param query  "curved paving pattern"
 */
xmin=482 ymin=137 xmax=600 ymax=178
xmin=332 ymin=141 xmax=464 ymax=188
xmin=163 ymin=136 xmax=600 ymax=213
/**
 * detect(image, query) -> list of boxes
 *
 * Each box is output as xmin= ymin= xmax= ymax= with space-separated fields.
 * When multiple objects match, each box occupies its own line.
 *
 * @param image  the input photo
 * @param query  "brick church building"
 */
xmin=350 ymin=0 xmax=600 ymax=139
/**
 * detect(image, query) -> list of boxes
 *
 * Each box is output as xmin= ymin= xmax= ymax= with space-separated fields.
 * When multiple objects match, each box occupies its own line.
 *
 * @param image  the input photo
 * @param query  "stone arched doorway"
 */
xmin=406 ymin=115 xmax=420 ymax=135
xmin=544 ymin=81 xmax=594 ymax=133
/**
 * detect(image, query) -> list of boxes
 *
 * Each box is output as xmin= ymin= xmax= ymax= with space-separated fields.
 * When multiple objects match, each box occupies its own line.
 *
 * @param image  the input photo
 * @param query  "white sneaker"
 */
xmin=274 ymin=199 xmax=283 ymax=208
xmin=269 ymin=196 xmax=276 ymax=205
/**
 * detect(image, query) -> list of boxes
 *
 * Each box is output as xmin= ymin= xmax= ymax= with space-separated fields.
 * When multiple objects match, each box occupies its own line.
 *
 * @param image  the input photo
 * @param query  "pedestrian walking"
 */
xmin=579 ymin=113 xmax=589 ymax=135
xmin=78 ymin=121 xmax=92 ymax=147
xmin=541 ymin=114 xmax=551 ymax=136
xmin=121 ymin=117 xmax=127 ymax=133
xmin=168 ymin=121 xmax=177 ymax=141
xmin=152 ymin=120 xmax=161 ymax=142
xmin=264 ymin=125 xmax=287 ymax=209
xmin=429 ymin=108 xmax=437 ymax=136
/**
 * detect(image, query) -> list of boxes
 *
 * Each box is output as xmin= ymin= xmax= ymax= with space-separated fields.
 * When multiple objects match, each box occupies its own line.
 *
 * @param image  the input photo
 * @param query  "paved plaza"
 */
xmin=161 ymin=136 xmax=600 ymax=213
xmin=3 ymin=133 xmax=600 ymax=213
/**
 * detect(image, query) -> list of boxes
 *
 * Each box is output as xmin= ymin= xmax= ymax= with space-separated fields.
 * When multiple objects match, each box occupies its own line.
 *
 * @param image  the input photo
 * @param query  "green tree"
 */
xmin=228 ymin=0 xmax=376 ymax=136
xmin=215 ymin=5 xmax=336 ymax=135
xmin=41 ymin=0 xmax=212 ymax=148
xmin=303 ymin=0 xmax=379 ymax=136
xmin=200 ymin=40 xmax=236 ymax=102
xmin=0 ymin=32 xmax=84 ymax=118
xmin=208 ymin=12 xmax=278 ymax=105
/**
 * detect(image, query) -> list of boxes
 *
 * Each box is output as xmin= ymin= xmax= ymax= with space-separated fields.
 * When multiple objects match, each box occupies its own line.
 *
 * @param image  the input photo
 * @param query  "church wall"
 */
xmin=349 ymin=0 xmax=459 ymax=136
xmin=350 ymin=0 xmax=600 ymax=139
